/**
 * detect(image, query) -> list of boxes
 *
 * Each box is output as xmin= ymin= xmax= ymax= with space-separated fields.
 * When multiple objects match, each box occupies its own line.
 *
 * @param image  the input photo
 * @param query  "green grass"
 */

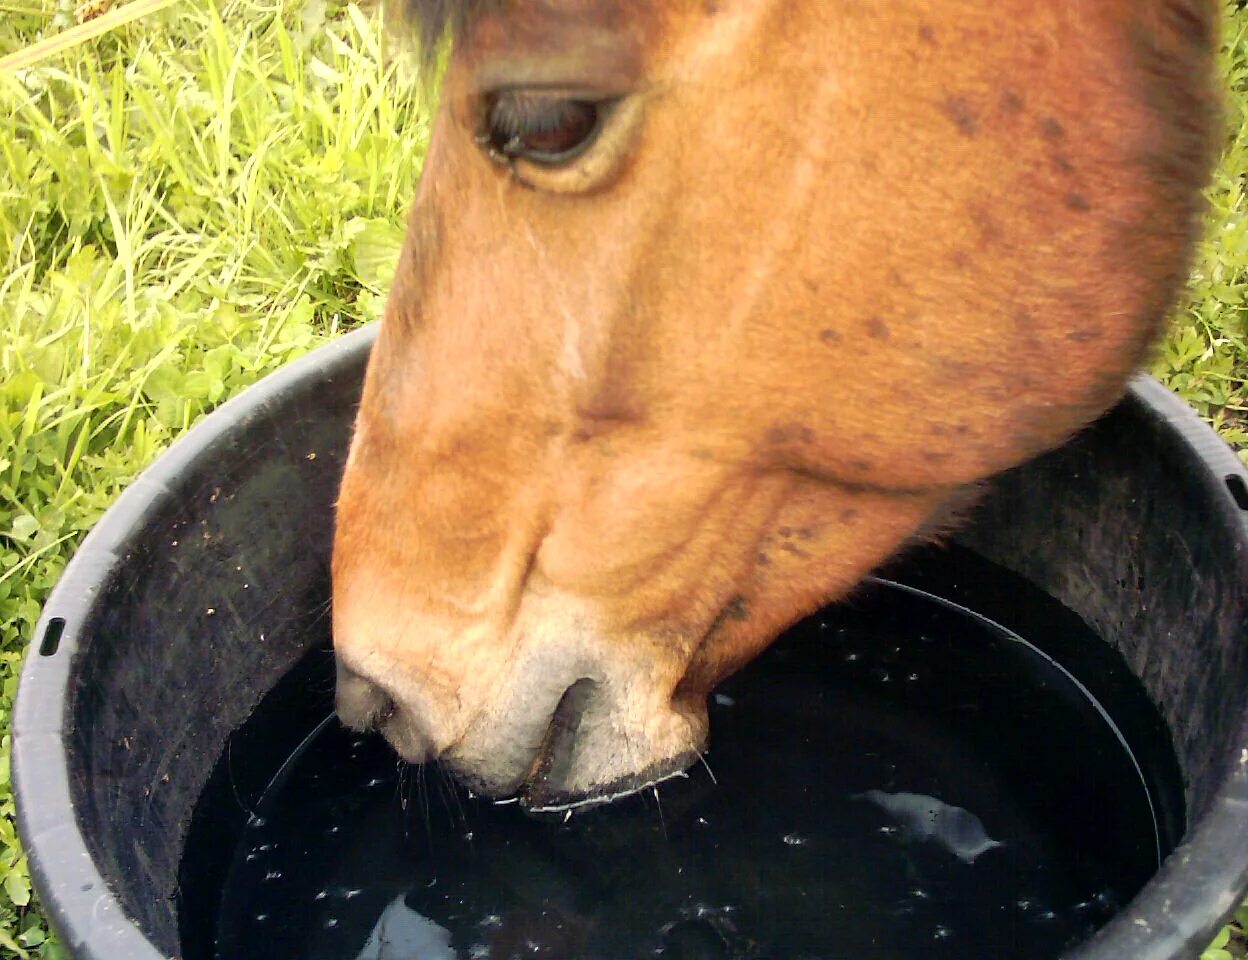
xmin=0 ymin=1 xmax=1246 ymax=957
xmin=1151 ymin=7 xmax=1248 ymax=458
xmin=0 ymin=0 xmax=427 ymax=953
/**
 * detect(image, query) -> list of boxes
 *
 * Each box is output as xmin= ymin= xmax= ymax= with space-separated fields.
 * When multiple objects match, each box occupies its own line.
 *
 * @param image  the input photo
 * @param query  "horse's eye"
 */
xmin=484 ymin=92 xmax=608 ymax=165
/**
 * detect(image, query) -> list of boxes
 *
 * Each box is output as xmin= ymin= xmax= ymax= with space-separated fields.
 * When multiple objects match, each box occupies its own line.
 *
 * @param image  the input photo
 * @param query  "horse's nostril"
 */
xmin=524 ymin=678 xmax=598 ymax=796
xmin=335 ymin=664 xmax=398 ymax=734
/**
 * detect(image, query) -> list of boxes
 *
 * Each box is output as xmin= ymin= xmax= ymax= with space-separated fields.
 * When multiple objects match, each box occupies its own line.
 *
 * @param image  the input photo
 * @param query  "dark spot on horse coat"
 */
xmin=1051 ymin=153 xmax=1076 ymax=175
xmin=706 ymin=593 xmax=751 ymax=638
xmin=781 ymin=541 xmax=811 ymax=559
xmin=1040 ymin=117 xmax=1066 ymax=142
xmin=888 ymin=268 xmax=915 ymax=292
xmin=724 ymin=595 xmax=749 ymax=620
xmin=924 ymin=451 xmax=953 ymax=463
xmin=932 ymin=357 xmax=975 ymax=384
xmin=969 ymin=204 xmax=1004 ymax=246
xmin=819 ymin=327 xmax=842 ymax=344
xmin=767 ymin=422 xmax=816 ymax=446
xmin=919 ymin=23 xmax=937 ymax=44
xmin=1065 ymin=192 xmax=1092 ymax=212
xmin=865 ymin=317 xmax=891 ymax=340
xmin=999 ymin=89 xmax=1025 ymax=115
xmin=1066 ymin=327 xmax=1103 ymax=343
xmin=942 ymin=95 xmax=980 ymax=137
xmin=840 ymin=508 xmax=860 ymax=522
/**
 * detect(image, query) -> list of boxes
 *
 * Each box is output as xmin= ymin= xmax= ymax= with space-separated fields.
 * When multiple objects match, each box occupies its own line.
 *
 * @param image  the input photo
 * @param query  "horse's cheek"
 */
xmin=678 ymin=482 xmax=947 ymax=695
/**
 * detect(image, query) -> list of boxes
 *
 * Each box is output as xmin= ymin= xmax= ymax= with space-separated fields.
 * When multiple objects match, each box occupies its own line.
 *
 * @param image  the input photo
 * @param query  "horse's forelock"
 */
xmin=393 ymin=0 xmax=494 ymax=69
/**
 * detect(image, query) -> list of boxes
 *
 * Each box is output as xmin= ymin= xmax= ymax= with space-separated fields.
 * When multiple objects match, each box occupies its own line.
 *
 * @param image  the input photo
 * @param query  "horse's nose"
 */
xmin=334 ymin=661 xmax=435 ymax=762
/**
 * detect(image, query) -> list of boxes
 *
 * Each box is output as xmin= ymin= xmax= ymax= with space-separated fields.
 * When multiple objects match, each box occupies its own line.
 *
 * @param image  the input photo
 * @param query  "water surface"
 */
xmin=205 ymin=551 xmax=1181 ymax=960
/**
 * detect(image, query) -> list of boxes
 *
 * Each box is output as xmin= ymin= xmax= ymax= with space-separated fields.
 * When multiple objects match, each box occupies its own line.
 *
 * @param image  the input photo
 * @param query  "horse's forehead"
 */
xmin=472 ymin=0 xmax=661 ymax=40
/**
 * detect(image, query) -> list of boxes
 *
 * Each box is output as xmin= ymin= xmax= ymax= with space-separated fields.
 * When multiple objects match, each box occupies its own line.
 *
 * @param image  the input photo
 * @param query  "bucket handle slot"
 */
xmin=39 ymin=617 xmax=65 ymax=657
xmin=1225 ymin=474 xmax=1248 ymax=511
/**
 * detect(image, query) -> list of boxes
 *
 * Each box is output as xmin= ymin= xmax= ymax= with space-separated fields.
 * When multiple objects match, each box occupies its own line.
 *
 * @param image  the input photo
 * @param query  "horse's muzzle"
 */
xmin=335 ymin=661 xmax=436 ymax=763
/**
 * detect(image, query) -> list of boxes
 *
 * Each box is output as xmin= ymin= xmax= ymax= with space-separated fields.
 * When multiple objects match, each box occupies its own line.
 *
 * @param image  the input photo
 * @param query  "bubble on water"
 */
xmin=714 ymin=693 xmax=736 ymax=707
xmin=315 ymin=889 xmax=329 ymax=900
xmin=907 ymin=673 xmax=921 ymax=682
xmin=692 ymin=903 xmax=735 ymax=919
xmin=479 ymin=915 xmax=503 ymax=929
xmin=1016 ymin=898 xmax=1035 ymax=912
xmin=325 ymin=917 xmax=338 ymax=929
xmin=264 ymin=870 xmax=282 ymax=881
xmin=366 ymin=777 xmax=386 ymax=787
xmin=244 ymin=852 xmax=258 ymax=862
xmin=783 ymin=834 xmax=808 ymax=847
xmin=469 ymin=946 xmax=489 ymax=960
xmin=872 ymin=669 xmax=892 ymax=683
xmin=910 ymin=888 xmax=930 ymax=900
xmin=934 ymin=925 xmax=953 ymax=940
xmin=344 ymin=888 xmax=363 ymax=899
xmin=844 ymin=652 xmax=860 ymax=663
xmin=247 ymin=815 xmax=266 ymax=829
xmin=463 ymin=832 xmax=475 ymax=842
xmin=254 ymin=914 xmax=267 ymax=922
xmin=878 ymin=826 xmax=899 ymax=836
xmin=1074 ymin=890 xmax=1118 ymax=916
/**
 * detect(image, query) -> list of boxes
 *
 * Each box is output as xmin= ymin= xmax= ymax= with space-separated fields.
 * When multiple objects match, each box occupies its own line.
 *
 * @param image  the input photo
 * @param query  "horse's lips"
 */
xmin=519 ymin=753 xmax=700 ymax=816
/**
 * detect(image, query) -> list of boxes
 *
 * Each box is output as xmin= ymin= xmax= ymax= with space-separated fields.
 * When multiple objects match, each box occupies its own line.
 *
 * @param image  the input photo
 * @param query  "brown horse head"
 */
xmin=332 ymin=0 xmax=1218 ymax=810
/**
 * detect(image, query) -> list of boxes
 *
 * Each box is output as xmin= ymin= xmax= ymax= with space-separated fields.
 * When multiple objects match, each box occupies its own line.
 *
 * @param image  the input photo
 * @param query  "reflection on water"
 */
xmin=858 ymin=790 xmax=1004 ymax=864
xmin=354 ymin=895 xmax=454 ymax=960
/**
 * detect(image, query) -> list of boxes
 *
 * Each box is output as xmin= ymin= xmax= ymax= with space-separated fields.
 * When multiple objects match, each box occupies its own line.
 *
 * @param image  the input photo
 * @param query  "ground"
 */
xmin=0 ymin=1 xmax=1246 ymax=956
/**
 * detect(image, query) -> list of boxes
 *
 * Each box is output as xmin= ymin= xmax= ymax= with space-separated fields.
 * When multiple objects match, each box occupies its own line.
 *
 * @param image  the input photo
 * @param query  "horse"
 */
xmin=332 ymin=0 xmax=1220 ymax=811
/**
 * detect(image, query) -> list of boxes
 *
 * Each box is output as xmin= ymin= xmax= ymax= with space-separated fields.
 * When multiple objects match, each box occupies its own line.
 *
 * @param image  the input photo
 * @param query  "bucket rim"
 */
xmin=11 ymin=329 xmax=1248 ymax=960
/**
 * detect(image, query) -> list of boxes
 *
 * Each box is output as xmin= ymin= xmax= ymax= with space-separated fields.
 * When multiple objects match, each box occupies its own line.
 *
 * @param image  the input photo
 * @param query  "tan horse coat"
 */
xmin=333 ymin=0 xmax=1219 ymax=808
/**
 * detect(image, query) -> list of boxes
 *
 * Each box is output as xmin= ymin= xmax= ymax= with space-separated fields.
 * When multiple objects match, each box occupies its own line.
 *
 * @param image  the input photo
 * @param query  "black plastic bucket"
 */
xmin=13 ymin=325 xmax=1248 ymax=960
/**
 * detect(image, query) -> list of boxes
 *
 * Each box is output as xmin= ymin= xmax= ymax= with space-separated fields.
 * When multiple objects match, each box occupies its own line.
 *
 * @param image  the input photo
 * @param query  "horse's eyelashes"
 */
xmin=485 ymin=92 xmax=605 ymax=165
